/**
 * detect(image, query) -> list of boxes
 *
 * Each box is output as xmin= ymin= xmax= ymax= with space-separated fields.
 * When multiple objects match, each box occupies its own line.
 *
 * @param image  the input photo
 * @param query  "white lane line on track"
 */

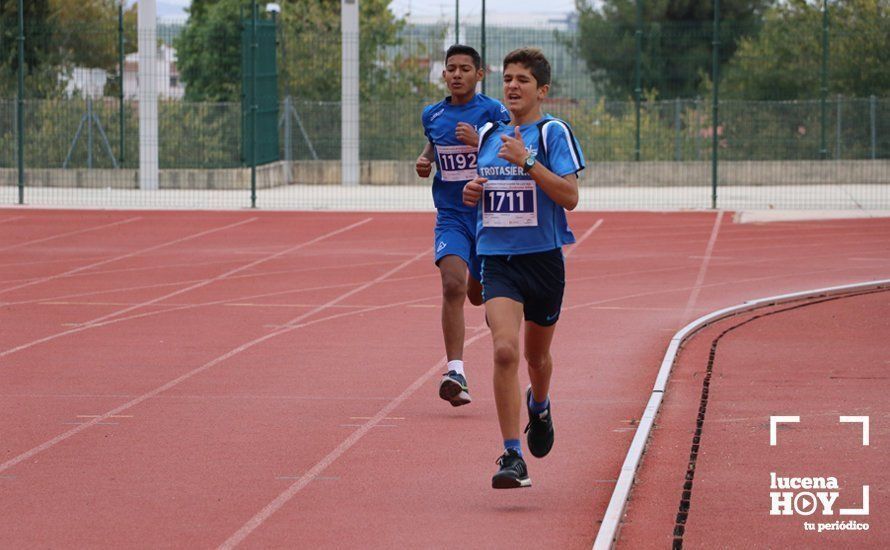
xmin=1 ymin=392 xmax=415 ymax=402
xmin=0 ymin=218 xmax=372 ymax=359
xmin=565 ymin=262 xmax=880 ymax=314
xmin=216 ymin=218 xmax=604 ymax=548
xmin=0 ymin=216 xmax=142 ymax=253
xmin=0 ymin=257 xmax=247 ymax=285
xmin=566 ymin=219 xmax=603 ymax=259
xmin=0 ymin=255 xmax=109 ymax=272
xmin=33 ymin=269 xmax=434 ymax=331
xmin=260 ymin=294 xmax=437 ymax=330
xmin=2 ymin=259 xmax=404 ymax=306
xmin=0 ymin=247 xmax=430 ymax=476
xmin=2 ymin=246 xmax=419 ymax=285
xmin=0 ymin=218 xmax=257 ymax=296
xmin=589 ymin=306 xmax=681 ymax=312
xmin=570 ymin=240 xmax=890 ymax=287
xmin=82 ymin=218 xmax=373 ymax=326
xmin=216 ymin=327 xmax=490 ymax=550
xmin=681 ymin=211 xmax=724 ymax=321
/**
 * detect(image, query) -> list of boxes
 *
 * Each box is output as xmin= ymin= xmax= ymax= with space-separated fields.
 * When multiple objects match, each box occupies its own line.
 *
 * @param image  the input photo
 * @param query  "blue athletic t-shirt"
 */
xmin=474 ymin=115 xmax=585 ymax=255
xmin=422 ymin=94 xmax=510 ymax=211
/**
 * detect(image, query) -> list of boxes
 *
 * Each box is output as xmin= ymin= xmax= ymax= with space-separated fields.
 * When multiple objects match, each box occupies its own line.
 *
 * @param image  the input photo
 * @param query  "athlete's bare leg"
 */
xmin=438 ymin=255 xmax=469 ymax=361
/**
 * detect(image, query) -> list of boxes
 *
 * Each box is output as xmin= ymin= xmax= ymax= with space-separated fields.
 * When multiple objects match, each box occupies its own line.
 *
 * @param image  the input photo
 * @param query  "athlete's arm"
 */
xmin=421 ymin=141 xmax=435 ymax=161
xmin=455 ymin=122 xmax=479 ymax=147
xmin=498 ymin=127 xmax=579 ymax=211
xmin=416 ymin=142 xmax=435 ymax=178
xmin=463 ymin=177 xmax=488 ymax=207
xmin=527 ymin=168 xmax=579 ymax=211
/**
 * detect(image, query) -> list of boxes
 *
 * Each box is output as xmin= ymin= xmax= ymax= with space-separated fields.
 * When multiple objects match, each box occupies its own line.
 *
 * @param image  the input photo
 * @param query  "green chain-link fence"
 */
xmin=2 ymin=2 xmax=888 ymax=210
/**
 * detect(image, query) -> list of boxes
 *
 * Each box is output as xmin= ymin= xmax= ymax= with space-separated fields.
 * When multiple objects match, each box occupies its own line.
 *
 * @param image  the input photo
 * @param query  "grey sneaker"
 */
xmin=439 ymin=370 xmax=472 ymax=407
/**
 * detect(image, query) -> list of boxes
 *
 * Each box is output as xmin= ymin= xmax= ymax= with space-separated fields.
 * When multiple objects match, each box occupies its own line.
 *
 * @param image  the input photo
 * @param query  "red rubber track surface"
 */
xmin=0 ymin=209 xmax=887 ymax=548
xmin=618 ymin=289 xmax=888 ymax=549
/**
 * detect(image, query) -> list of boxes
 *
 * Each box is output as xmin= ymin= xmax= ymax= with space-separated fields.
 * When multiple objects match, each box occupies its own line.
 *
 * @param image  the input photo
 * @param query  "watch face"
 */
xmin=523 ymin=156 xmax=535 ymax=171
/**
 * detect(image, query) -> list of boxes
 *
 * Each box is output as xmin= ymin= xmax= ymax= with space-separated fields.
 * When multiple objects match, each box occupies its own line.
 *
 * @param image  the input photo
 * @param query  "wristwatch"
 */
xmin=522 ymin=153 xmax=537 ymax=173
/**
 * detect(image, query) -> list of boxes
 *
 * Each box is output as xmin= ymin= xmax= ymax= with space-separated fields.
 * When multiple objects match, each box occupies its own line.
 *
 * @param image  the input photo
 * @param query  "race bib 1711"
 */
xmin=482 ymin=180 xmax=537 ymax=227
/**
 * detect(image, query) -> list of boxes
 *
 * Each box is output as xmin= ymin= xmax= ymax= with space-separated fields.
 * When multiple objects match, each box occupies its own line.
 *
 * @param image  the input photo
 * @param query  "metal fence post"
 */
xmin=870 ymin=95 xmax=877 ymax=160
xmin=481 ymin=0 xmax=486 ymax=94
xmin=455 ymin=0 xmax=460 ymax=43
xmin=819 ymin=0 xmax=829 ymax=159
xmin=711 ymin=0 xmax=720 ymax=209
xmin=87 ymin=97 xmax=94 ymax=169
xmin=137 ymin=0 xmax=158 ymax=189
xmin=119 ymin=1 xmax=125 ymax=166
xmin=695 ymin=97 xmax=702 ymax=161
xmin=250 ymin=1 xmax=258 ymax=208
xmin=835 ymin=94 xmax=842 ymax=160
xmin=284 ymin=95 xmax=293 ymax=182
xmin=634 ymin=0 xmax=642 ymax=162
xmin=341 ymin=0 xmax=360 ymax=186
xmin=17 ymin=0 xmax=25 ymax=204
xmin=674 ymin=98 xmax=682 ymax=161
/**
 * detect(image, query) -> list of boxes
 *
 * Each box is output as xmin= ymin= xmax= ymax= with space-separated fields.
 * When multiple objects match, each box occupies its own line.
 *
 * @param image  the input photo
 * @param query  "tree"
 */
xmin=188 ymin=0 xmax=220 ymax=20
xmin=176 ymin=0 xmax=439 ymax=102
xmin=1 ymin=0 xmax=137 ymax=98
xmin=52 ymin=0 xmax=133 ymax=69
xmin=0 ymin=0 xmax=59 ymax=96
xmin=721 ymin=0 xmax=890 ymax=100
xmin=175 ymin=0 xmax=245 ymax=101
xmin=283 ymin=0 xmax=440 ymax=100
xmin=569 ymin=0 xmax=772 ymax=100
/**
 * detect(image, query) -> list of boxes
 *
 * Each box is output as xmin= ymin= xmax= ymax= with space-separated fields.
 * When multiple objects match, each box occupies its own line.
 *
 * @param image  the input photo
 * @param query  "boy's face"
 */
xmin=443 ymin=54 xmax=482 ymax=96
xmin=503 ymin=62 xmax=548 ymax=115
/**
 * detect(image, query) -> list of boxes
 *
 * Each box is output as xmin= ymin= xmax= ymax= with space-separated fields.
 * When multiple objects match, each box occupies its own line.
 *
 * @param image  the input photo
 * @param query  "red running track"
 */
xmin=0 ymin=209 xmax=887 ymax=548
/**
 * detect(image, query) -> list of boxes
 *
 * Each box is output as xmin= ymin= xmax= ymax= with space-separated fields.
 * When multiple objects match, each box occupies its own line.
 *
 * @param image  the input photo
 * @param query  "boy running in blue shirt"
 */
xmin=463 ymin=48 xmax=585 ymax=488
xmin=417 ymin=45 xmax=510 ymax=407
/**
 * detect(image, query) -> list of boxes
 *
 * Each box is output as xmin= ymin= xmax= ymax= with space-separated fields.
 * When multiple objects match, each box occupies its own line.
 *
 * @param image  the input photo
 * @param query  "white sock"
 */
xmin=447 ymin=360 xmax=465 ymax=376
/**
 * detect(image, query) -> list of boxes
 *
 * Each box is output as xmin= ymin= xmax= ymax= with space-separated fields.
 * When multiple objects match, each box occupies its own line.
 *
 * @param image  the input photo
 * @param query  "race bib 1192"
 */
xmin=436 ymin=145 xmax=478 ymax=182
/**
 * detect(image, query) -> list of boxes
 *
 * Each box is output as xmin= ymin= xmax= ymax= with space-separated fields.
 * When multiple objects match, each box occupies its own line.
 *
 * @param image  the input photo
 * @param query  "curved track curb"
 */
xmin=592 ymin=278 xmax=890 ymax=550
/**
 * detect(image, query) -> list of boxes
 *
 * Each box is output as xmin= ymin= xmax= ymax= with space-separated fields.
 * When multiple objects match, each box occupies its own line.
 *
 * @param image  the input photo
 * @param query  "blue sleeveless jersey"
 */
xmin=474 ymin=115 xmax=585 ymax=255
xmin=422 ymin=94 xmax=510 ymax=212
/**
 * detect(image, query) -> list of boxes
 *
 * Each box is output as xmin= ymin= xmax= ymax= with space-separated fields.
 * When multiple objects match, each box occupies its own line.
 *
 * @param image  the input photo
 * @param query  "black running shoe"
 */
xmin=492 ymin=449 xmax=531 ymax=489
xmin=438 ymin=370 xmax=472 ymax=407
xmin=524 ymin=386 xmax=554 ymax=458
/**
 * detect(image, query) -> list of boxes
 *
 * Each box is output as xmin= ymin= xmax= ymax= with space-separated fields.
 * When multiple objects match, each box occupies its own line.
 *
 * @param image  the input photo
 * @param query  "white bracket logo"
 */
xmin=839 ymin=416 xmax=870 ymax=446
xmin=770 ymin=415 xmax=869 ymax=446
xmin=770 ymin=415 xmax=800 ymax=446
xmin=769 ymin=415 xmax=870 ymax=520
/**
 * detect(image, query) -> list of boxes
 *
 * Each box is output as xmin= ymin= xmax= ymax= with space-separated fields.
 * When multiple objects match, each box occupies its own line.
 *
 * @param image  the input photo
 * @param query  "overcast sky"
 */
xmin=150 ymin=0 xmax=579 ymax=22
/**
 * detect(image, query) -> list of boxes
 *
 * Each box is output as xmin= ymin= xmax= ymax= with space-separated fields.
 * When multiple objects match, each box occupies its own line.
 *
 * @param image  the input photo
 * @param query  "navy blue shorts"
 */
xmin=434 ymin=209 xmax=482 ymax=282
xmin=480 ymin=248 xmax=565 ymax=326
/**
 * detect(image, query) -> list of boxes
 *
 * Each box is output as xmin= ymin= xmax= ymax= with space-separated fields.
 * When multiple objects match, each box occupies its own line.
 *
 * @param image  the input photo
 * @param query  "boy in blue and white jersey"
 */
xmin=463 ymin=48 xmax=585 ymax=489
xmin=417 ymin=45 xmax=510 ymax=408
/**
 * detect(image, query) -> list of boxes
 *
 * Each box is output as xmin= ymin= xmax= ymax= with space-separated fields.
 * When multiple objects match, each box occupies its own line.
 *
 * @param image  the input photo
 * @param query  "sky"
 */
xmin=148 ymin=0 xmax=579 ymax=23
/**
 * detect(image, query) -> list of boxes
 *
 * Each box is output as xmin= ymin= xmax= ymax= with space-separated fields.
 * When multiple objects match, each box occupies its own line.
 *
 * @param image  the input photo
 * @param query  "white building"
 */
xmin=65 ymin=67 xmax=108 ymax=98
xmin=65 ymin=44 xmax=184 ymax=99
xmin=123 ymin=44 xmax=184 ymax=99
